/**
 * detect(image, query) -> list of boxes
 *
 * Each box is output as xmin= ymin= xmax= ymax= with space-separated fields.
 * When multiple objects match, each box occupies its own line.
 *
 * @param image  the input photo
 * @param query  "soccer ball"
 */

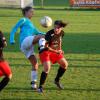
xmin=40 ymin=16 xmax=52 ymax=28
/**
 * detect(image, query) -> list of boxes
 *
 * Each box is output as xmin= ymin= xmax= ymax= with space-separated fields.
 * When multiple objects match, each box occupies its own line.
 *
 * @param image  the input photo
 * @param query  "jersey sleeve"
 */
xmin=45 ymin=30 xmax=52 ymax=42
xmin=10 ymin=18 xmax=25 ymax=44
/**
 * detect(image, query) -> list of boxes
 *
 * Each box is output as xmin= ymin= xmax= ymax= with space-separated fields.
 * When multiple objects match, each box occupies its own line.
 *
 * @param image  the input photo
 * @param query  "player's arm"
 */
xmin=57 ymin=37 xmax=64 ymax=54
xmin=46 ymin=43 xmax=62 ymax=54
xmin=47 ymin=45 xmax=59 ymax=53
xmin=58 ymin=37 xmax=62 ymax=50
xmin=57 ymin=31 xmax=64 ymax=53
xmin=10 ymin=18 xmax=25 ymax=44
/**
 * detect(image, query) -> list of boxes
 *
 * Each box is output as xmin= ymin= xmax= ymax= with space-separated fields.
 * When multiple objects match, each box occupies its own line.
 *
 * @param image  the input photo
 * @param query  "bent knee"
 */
xmin=60 ymin=59 xmax=68 ymax=69
xmin=44 ymin=68 xmax=50 ymax=73
xmin=62 ymin=62 xmax=68 ymax=69
xmin=8 ymin=74 xmax=12 ymax=80
xmin=32 ymin=63 xmax=38 ymax=70
xmin=65 ymin=61 xmax=68 ymax=68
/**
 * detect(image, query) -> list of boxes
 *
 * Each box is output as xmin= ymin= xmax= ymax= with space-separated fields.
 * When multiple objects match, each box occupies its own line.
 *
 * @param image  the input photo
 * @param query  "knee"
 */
xmin=44 ymin=65 xmax=51 ymax=73
xmin=35 ymin=63 xmax=38 ymax=70
xmin=61 ymin=60 xmax=68 ymax=69
xmin=8 ymin=73 xmax=12 ymax=80
xmin=65 ymin=61 xmax=68 ymax=68
xmin=33 ymin=63 xmax=38 ymax=70
xmin=44 ymin=68 xmax=50 ymax=74
xmin=43 ymin=61 xmax=51 ymax=73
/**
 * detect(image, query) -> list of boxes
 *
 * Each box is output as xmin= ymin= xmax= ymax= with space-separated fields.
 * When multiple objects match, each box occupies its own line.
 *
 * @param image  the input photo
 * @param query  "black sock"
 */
xmin=39 ymin=71 xmax=47 ymax=88
xmin=0 ymin=77 xmax=10 ymax=91
xmin=55 ymin=67 xmax=66 ymax=82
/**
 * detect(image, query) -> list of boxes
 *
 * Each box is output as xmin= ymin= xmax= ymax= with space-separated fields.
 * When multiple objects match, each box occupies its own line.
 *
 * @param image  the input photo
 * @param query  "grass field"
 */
xmin=0 ymin=8 xmax=100 ymax=99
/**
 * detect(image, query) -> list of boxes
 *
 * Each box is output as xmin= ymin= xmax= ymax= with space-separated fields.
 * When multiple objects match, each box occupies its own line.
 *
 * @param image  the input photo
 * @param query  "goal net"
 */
xmin=0 ymin=0 xmax=33 ymax=8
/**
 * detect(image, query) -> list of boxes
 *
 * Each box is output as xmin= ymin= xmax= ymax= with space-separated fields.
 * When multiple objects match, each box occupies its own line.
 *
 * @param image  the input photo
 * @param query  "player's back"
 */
xmin=19 ymin=18 xmax=35 ymax=44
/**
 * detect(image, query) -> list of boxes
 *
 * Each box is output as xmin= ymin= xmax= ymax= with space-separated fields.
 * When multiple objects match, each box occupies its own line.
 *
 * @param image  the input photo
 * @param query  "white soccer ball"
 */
xmin=40 ymin=16 xmax=52 ymax=28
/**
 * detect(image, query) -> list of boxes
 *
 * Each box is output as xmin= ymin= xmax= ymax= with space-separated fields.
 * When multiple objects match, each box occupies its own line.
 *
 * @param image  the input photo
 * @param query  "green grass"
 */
xmin=0 ymin=9 xmax=100 ymax=99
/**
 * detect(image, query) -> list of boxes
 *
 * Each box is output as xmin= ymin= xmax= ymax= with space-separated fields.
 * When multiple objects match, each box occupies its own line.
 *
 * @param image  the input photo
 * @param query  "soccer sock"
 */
xmin=55 ymin=67 xmax=66 ymax=82
xmin=39 ymin=71 xmax=48 ymax=88
xmin=0 ymin=77 xmax=10 ymax=91
xmin=38 ymin=38 xmax=46 ymax=50
xmin=31 ymin=70 xmax=37 ymax=83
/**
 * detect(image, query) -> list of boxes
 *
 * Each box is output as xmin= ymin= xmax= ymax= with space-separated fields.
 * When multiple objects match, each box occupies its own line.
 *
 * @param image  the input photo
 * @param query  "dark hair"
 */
xmin=22 ymin=6 xmax=33 ymax=16
xmin=54 ymin=20 xmax=68 ymax=27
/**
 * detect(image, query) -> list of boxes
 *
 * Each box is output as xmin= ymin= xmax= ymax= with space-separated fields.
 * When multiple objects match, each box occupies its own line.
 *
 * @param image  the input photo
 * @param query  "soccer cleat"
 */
xmin=54 ymin=81 xmax=64 ymax=90
xmin=31 ymin=81 xmax=37 ymax=90
xmin=38 ymin=87 xmax=43 ymax=93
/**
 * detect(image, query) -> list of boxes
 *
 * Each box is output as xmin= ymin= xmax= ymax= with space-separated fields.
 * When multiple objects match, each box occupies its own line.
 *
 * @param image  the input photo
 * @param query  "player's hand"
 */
xmin=10 ymin=42 xmax=15 ymax=45
xmin=57 ymin=50 xmax=63 ymax=54
xmin=10 ymin=39 xmax=15 ymax=45
xmin=62 ymin=50 xmax=64 ymax=54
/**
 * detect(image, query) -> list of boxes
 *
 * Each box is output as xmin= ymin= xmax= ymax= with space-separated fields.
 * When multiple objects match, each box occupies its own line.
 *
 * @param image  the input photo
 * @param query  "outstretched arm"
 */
xmin=10 ymin=18 xmax=25 ymax=44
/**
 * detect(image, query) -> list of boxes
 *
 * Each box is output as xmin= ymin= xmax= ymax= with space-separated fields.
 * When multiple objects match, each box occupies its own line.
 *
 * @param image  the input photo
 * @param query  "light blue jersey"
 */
xmin=10 ymin=17 xmax=45 ymax=45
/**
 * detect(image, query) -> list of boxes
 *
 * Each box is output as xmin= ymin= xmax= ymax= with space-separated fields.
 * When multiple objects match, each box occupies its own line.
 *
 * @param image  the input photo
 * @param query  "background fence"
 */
xmin=33 ymin=0 xmax=69 ymax=9
xmin=0 ymin=0 xmax=100 ymax=9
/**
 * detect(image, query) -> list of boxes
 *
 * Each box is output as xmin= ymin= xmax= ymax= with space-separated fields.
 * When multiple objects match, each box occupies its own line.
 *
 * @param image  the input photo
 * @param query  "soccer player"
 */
xmin=38 ymin=20 xmax=68 ymax=92
xmin=0 ymin=31 xmax=12 ymax=91
xmin=10 ymin=6 xmax=45 ymax=89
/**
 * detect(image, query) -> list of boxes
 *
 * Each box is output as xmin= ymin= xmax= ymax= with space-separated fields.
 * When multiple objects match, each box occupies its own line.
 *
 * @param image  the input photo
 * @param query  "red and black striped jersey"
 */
xmin=0 ymin=31 xmax=6 ymax=61
xmin=45 ymin=29 xmax=64 ymax=50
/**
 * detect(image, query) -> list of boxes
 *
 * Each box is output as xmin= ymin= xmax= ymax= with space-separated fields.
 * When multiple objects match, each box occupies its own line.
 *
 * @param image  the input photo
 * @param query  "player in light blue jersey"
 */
xmin=10 ymin=6 xmax=45 ymax=90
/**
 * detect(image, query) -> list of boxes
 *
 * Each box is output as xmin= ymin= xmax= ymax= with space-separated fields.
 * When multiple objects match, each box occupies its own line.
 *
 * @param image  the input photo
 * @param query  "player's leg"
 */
xmin=0 ymin=70 xmax=3 ymax=77
xmin=38 ymin=51 xmax=51 ymax=92
xmin=28 ymin=55 xmax=38 ymax=89
xmin=0 ymin=74 xmax=12 ymax=92
xmin=20 ymin=36 xmax=39 ymax=89
xmin=0 ymin=61 xmax=12 ymax=91
xmin=30 ymin=35 xmax=46 ymax=89
xmin=55 ymin=58 xmax=68 ymax=89
xmin=38 ymin=38 xmax=46 ymax=51
xmin=38 ymin=61 xmax=51 ymax=92
xmin=32 ymin=35 xmax=46 ymax=51
xmin=33 ymin=35 xmax=44 ymax=45
xmin=20 ymin=35 xmax=45 ymax=90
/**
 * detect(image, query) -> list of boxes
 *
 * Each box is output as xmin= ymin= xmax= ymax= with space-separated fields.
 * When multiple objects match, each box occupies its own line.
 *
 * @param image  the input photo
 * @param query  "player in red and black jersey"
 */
xmin=38 ymin=20 xmax=68 ymax=92
xmin=0 ymin=31 xmax=12 ymax=91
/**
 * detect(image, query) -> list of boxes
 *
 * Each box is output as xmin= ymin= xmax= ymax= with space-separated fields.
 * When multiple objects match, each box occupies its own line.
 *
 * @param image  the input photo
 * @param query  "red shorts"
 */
xmin=39 ymin=51 xmax=64 ymax=64
xmin=0 ymin=61 xmax=12 ymax=77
